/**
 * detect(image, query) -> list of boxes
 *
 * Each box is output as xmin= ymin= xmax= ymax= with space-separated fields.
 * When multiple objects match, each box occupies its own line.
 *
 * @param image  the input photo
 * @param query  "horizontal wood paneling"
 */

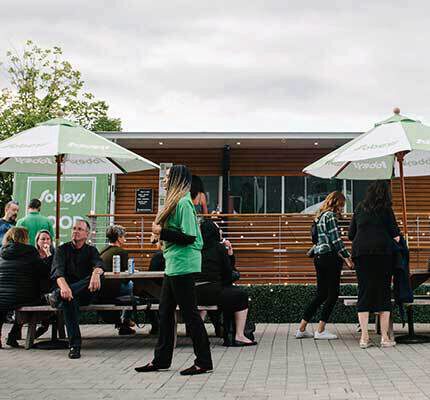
xmin=230 ymin=148 xmax=331 ymax=176
xmin=392 ymin=176 xmax=430 ymax=214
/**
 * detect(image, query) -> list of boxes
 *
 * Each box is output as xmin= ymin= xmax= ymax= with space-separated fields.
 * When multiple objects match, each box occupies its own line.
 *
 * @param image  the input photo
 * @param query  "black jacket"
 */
xmin=196 ymin=242 xmax=236 ymax=285
xmin=0 ymin=242 xmax=48 ymax=311
xmin=348 ymin=205 xmax=400 ymax=257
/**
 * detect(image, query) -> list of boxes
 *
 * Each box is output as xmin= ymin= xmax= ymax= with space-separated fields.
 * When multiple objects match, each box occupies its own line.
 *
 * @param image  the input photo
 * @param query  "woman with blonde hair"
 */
xmin=0 ymin=227 xmax=47 ymax=348
xmin=135 ymin=165 xmax=212 ymax=376
xmin=296 ymin=191 xmax=353 ymax=340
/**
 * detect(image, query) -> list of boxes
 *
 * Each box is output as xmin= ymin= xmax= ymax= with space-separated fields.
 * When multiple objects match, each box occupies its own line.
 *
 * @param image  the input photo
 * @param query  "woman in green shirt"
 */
xmin=135 ymin=165 xmax=213 ymax=376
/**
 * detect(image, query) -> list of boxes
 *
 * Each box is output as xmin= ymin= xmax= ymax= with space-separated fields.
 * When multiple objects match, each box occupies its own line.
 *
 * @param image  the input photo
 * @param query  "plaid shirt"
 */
xmin=315 ymin=211 xmax=350 ymax=259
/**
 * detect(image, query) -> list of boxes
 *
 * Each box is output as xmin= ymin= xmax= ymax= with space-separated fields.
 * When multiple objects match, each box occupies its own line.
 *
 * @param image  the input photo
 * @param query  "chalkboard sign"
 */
xmin=135 ymin=188 xmax=153 ymax=212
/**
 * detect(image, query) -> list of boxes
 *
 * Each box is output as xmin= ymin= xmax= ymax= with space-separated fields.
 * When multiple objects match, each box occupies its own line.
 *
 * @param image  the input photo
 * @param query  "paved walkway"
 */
xmin=2 ymin=323 xmax=430 ymax=400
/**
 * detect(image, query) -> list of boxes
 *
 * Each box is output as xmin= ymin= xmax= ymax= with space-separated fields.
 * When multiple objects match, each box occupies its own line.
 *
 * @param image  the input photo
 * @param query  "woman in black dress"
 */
xmin=348 ymin=181 xmax=400 ymax=348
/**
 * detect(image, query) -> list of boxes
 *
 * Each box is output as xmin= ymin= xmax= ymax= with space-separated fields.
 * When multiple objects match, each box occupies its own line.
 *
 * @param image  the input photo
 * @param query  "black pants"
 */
xmin=0 ymin=311 xmax=20 ymax=341
xmin=57 ymin=276 xmax=98 ymax=348
xmin=302 ymin=253 xmax=343 ymax=323
xmin=153 ymin=274 xmax=212 ymax=370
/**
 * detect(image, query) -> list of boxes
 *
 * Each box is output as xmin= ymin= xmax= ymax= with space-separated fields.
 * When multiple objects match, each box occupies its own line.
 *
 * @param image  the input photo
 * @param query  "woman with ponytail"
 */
xmin=135 ymin=165 xmax=213 ymax=376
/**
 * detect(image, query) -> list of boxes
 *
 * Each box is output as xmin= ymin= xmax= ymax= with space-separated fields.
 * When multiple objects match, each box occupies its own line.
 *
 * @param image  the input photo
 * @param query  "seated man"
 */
xmin=47 ymin=219 xmax=104 ymax=359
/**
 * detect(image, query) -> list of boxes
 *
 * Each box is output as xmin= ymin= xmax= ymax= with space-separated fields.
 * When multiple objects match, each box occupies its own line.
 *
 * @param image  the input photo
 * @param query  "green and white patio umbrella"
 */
xmin=303 ymin=108 xmax=430 ymax=238
xmin=0 ymin=117 xmax=159 ymax=243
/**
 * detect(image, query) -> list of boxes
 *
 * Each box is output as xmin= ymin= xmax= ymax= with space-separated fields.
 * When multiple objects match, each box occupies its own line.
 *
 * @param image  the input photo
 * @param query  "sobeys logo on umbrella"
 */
xmin=352 ymin=161 xmax=388 ymax=170
xmin=353 ymin=141 xmax=398 ymax=151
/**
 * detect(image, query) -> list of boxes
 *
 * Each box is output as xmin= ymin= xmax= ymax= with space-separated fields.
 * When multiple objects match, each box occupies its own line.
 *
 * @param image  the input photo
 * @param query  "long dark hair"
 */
xmin=361 ymin=181 xmax=392 ymax=213
xmin=191 ymin=175 xmax=205 ymax=200
xmin=155 ymin=165 xmax=192 ymax=226
xmin=200 ymin=219 xmax=221 ymax=249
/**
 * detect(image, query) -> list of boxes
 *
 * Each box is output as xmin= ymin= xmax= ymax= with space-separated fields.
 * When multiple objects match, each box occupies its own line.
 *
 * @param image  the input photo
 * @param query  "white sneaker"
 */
xmin=314 ymin=330 xmax=338 ymax=340
xmin=295 ymin=329 xmax=314 ymax=339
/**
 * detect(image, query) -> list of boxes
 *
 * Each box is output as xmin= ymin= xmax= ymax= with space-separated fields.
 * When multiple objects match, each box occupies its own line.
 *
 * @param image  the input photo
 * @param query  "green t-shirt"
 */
xmin=163 ymin=193 xmax=203 ymax=276
xmin=16 ymin=211 xmax=55 ymax=246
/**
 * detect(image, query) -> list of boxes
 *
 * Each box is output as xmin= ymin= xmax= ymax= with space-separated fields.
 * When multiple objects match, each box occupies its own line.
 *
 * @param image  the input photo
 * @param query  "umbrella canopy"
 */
xmin=0 ymin=117 xmax=159 ymax=243
xmin=0 ymin=118 xmax=159 ymax=174
xmin=303 ymin=108 xmax=430 ymax=238
xmin=304 ymin=110 xmax=430 ymax=180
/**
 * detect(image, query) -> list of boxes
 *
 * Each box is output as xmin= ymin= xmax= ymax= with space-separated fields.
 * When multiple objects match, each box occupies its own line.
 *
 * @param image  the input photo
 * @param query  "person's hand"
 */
xmin=88 ymin=271 xmax=101 ymax=292
xmin=150 ymin=233 xmax=159 ymax=244
xmin=394 ymin=236 xmax=400 ymax=243
xmin=152 ymin=222 xmax=162 ymax=235
xmin=43 ymin=243 xmax=51 ymax=257
xmin=60 ymin=285 xmax=73 ymax=301
xmin=223 ymin=239 xmax=234 ymax=255
xmin=345 ymin=257 xmax=354 ymax=269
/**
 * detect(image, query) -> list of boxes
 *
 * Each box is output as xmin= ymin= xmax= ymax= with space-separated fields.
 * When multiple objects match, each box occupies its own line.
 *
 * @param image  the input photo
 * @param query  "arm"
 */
xmin=386 ymin=208 xmax=401 ymax=239
xmin=220 ymin=246 xmax=235 ymax=285
xmin=201 ymin=193 xmax=209 ymax=214
xmin=348 ymin=213 xmax=357 ymax=241
xmin=51 ymin=247 xmax=73 ymax=301
xmin=159 ymin=228 xmax=196 ymax=245
xmin=326 ymin=213 xmax=350 ymax=259
xmin=88 ymin=247 xmax=104 ymax=292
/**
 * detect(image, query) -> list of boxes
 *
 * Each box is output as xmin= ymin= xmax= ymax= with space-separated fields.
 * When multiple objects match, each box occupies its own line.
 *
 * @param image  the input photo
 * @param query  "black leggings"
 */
xmin=153 ymin=273 xmax=213 ymax=370
xmin=302 ymin=253 xmax=343 ymax=323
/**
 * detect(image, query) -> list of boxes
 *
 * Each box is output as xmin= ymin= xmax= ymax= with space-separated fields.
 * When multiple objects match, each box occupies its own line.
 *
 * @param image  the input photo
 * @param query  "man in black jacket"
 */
xmin=47 ymin=219 xmax=104 ymax=359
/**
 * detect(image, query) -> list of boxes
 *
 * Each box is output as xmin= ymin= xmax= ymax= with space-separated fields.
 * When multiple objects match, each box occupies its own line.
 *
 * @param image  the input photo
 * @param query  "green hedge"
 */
xmin=80 ymin=284 xmax=430 ymax=324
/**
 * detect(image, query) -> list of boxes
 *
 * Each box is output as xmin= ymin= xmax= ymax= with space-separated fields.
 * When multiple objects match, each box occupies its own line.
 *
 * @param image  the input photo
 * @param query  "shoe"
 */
xmin=68 ymin=347 xmax=81 ymax=359
xmin=359 ymin=339 xmax=372 ymax=349
xmin=45 ymin=291 xmax=61 ymax=308
xmin=135 ymin=363 xmax=160 ymax=372
xmin=35 ymin=325 xmax=50 ymax=339
xmin=118 ymin=326 xmax=136 ymax=336
xmin=314 ymin=330 xmax=338 ymax=340
xmin=233 ymin=340 xmax=257 ymax=347
xmin=180 ymin=365 xmax=212 ymax=376
xmin=380 ymin=339 xmax=396 ymax=348
xmin=6 ymin=336 xmax=21 ymax=348
xmin=295 ymin=329 xmax=313 ymax=339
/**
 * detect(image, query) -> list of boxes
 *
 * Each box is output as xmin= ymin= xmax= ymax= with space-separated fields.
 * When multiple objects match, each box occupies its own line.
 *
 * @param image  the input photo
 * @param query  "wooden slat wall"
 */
xmin=391 ymin=176 xmax=430 ymax=214
xmin=230 ymin=148 xmax=331 ymax=176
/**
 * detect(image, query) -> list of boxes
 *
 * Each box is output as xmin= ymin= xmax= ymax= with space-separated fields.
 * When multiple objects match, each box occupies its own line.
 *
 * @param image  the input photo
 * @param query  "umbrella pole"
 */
xmin=55 ymin=155 xmax=64 ymax=246
xmin=396 ymin=152 xmax=408 ymax=242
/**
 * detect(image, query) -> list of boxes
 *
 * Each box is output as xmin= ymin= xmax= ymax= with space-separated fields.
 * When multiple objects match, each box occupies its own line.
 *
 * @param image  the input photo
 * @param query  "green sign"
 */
xmin=13 ymin=173 xmax=109 ymax=244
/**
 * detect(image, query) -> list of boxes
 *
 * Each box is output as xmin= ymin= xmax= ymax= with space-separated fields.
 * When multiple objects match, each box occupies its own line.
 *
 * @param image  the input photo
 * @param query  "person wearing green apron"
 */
xmin=135 ymin=165 xmax=213 ymax=376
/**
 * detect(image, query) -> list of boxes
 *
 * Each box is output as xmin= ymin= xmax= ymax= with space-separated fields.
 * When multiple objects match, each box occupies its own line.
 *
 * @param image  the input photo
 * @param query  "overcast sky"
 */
xmin=1 ymin=0 xmax=429 ymax=132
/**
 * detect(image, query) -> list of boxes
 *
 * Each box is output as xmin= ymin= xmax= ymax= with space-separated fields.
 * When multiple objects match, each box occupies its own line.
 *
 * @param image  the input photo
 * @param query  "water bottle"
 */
xmin=113 ymin=255 xmax=121 ymax=274
xmin=128 ymin=257 xmax=135 ymax=274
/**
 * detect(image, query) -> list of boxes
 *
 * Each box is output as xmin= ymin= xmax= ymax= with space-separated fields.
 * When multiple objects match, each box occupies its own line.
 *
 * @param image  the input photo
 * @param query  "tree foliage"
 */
xmin=0 ymin=40 xmax=121 ymax=211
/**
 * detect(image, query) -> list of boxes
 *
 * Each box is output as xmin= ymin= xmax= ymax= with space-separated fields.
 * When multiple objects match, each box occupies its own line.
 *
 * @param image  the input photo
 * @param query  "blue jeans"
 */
xmin=57 ymin=276 xmax=98 ymax=348
xmin=120 ymin=281 xmax=133 ymax=321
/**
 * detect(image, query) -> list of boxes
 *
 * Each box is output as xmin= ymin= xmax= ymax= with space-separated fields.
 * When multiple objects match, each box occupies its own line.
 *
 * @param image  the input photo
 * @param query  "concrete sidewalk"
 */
xmin=1 ymin=323 xmax=430 ymax=400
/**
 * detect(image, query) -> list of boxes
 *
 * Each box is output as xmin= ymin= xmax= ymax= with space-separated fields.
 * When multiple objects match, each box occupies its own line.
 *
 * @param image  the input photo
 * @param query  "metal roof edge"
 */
xmin=98 ymin=131 xmax=362 ymax=140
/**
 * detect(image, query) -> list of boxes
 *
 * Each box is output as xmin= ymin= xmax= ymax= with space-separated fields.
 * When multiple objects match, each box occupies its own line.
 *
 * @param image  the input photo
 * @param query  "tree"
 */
xmin=0 ymin=40 xmax=122 ymax=212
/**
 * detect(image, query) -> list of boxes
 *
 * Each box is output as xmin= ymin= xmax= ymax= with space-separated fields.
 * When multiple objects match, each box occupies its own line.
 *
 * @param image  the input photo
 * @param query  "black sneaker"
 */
xmin=45 ymin=291 xmax=61 ymax=308
xmin=6 ymin=336 xmax=21 ymax=348
xmin=180 ymin=365 xmax=212 ymax=376
xmin=135 ymin=363 xmax=160 ymax=373
xmin=118 ymin=326 xmax=136 ymax=336
xmin=68 ymin=347 xmax=81 ymax=359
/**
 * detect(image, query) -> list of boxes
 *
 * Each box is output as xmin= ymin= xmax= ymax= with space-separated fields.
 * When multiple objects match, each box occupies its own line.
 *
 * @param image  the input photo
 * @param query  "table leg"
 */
xmin=395 ymin=305 xmax=430 ymax=344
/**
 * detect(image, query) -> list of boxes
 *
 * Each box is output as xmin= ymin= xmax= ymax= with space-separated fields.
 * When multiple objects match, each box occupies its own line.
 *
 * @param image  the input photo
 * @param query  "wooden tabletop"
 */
xmin=104 ymin=271 xmax=164 ymax=279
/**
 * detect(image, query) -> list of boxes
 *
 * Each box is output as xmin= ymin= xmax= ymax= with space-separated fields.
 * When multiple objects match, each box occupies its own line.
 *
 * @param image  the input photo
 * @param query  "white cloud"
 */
xmin=1 ymin=0 xmax=430 ymax=131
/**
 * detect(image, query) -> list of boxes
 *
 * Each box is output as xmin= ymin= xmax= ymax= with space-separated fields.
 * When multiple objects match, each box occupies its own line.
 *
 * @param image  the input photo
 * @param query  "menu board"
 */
xmin=135 ymin=188 xmax=153 ymax=213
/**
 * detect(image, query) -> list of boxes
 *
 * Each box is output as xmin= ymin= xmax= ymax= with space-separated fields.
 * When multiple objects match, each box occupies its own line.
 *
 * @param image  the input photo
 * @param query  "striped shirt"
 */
xmin=315 ymin=211 xmax=350 ymax=259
